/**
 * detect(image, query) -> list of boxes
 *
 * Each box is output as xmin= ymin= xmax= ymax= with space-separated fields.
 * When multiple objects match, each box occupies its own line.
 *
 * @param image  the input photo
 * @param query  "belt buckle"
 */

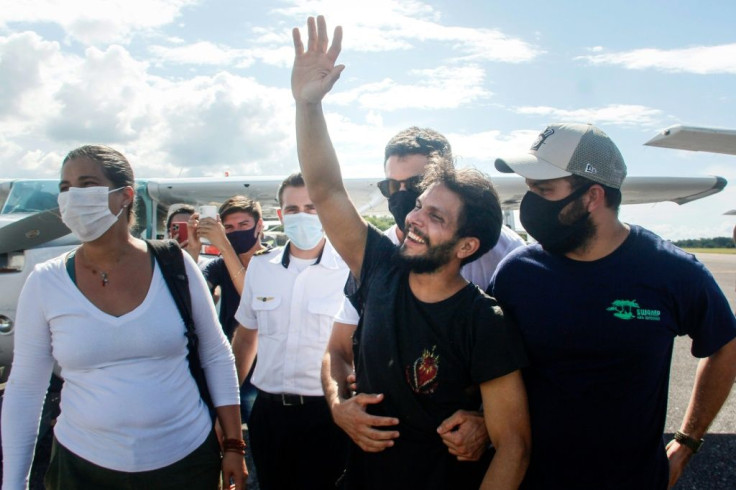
xmin=281 ymin=394 xmax=303 ymax=406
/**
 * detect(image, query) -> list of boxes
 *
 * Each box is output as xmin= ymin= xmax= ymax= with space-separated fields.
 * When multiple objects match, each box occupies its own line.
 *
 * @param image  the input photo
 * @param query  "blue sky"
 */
xmin=2 ymin=0 xmax=736 ymax=240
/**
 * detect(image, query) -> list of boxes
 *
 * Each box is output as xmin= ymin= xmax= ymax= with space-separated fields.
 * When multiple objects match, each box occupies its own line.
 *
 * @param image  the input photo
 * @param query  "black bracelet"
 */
xmin=673 ymin=431 xmax=704 ymax=453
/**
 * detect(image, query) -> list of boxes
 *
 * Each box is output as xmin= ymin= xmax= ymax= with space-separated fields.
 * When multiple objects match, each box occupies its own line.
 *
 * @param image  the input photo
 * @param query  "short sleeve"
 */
xmin=469 ymin=297 xmax=528 ymax=384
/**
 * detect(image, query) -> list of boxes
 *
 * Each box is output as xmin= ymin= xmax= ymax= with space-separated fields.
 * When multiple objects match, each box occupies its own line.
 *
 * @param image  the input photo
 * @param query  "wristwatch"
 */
xmin=673 ymin=431 xmax=704 ymax=453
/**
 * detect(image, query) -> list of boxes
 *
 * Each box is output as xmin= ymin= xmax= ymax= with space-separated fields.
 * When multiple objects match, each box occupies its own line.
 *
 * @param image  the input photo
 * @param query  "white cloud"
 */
xmin=149 ymin=72 xmax=296 ymax=177
xmin=149 ymin=41 xmax=255 ymax=67
xmin=0 ymin=32 xmax=81 ymax=142
xmin=1 ymin=0 xmax=197 ymax=45
xmin=330 ymin=65 xmax=490 ymax=111
xmin=44 ymin=45 xmax=152 ymax=143
xmin=513 ymin=104 xmax=664 ymax=127
xmin=578 ymin=44 xmax=736 ymax=74
xmin=449 ymin=129 xmax=539 ymax=171
xmin=268 ymin=0 xmax=541 ymax=62
xmin=0 ymin=37 xmax=300 ymax=178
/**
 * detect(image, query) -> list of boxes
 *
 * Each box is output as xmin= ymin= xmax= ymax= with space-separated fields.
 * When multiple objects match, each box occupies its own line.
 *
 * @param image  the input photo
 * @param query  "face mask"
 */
xmin=57 ymin=186 xmax=125 ymax=242
xmin=282 ymin=212 xmax=324 ymax=251
xmin=388 ymin=189 xmax=420 ymax=232
xmin=519 ymin=183 xmax=593 ymax=254
xmin=227 ymin=228 xmax=259 ymax=254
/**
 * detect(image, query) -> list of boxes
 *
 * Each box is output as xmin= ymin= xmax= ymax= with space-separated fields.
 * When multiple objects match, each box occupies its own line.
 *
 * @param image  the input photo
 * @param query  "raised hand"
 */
xmin=292 ymin=15 xmax=344 ymax=104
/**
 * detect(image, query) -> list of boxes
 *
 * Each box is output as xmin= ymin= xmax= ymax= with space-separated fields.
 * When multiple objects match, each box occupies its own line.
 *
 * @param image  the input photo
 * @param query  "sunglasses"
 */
xmin=376 ymin=175 xmax=423 ymax=198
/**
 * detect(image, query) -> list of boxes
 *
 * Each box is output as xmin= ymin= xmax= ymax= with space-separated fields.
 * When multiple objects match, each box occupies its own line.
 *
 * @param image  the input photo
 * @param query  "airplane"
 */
xmin=645 ymin=125 xmax=736 ymax=156
xmin=0 ymin=170 xmax=728 ymax=380
xmin=644 ymin=124 xmax=736 ymax=215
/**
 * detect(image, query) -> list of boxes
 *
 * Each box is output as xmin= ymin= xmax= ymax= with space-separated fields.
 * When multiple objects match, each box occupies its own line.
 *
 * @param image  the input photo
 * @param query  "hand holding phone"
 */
xmin=172 ymin=221 xmax=189 ymax=245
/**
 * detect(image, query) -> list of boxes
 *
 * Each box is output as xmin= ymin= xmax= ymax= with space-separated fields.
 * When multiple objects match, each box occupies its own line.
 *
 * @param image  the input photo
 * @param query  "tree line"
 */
xmin=672 ymin=237 xmax=735 ymax=249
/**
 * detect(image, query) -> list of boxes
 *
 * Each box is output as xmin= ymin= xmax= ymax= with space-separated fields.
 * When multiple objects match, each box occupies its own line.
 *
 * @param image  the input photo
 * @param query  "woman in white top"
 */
xmin=1 ymin=145 xmax=247 ymax=489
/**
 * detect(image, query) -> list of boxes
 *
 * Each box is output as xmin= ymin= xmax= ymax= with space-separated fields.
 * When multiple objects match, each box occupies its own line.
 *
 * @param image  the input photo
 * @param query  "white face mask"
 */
xmin=57 ymin=186 xmax=125 ymax=242
xmin=282 ymin=212 xmax=324 ymax=251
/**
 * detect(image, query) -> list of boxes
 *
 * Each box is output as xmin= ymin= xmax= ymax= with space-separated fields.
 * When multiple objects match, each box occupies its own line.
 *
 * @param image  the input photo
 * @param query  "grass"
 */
xmin=682 ymin=248 xmax=736 ymax=255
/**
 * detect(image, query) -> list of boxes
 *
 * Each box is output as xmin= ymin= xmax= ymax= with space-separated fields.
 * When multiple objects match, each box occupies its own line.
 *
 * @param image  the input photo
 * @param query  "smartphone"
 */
xmin=172 ymin=221 xmax=189 ymax=244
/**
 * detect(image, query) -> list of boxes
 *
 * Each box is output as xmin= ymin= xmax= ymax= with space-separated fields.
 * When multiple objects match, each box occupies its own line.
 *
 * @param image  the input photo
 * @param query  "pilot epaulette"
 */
xmin=254 ymin=246 xmax=274 ymax=256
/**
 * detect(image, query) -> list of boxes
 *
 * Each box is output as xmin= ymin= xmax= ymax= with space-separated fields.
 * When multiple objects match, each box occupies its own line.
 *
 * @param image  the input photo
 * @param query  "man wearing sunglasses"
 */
xmin=330 ymin=127 xmax=526 ymax=463
xmin=374 ymin=127 xmax=526 ymax=289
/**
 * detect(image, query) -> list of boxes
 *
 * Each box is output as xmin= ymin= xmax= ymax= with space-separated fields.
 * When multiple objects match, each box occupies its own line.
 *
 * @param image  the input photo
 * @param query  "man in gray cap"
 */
xmin=490 ymin=122 xmax=736 ymax=489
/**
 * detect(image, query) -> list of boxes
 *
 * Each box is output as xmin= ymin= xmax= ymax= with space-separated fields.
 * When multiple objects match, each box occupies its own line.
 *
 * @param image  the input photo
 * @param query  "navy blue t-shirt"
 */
xmin=489 ymin=225 xmax=736 ymax=490
xmin=201 ymin=257 xmax=240 ymax=340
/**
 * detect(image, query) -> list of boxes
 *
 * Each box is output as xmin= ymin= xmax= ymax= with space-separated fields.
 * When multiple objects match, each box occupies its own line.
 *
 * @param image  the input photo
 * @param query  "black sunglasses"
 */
xmin=376 ymin=175 xmax=423 ymax=198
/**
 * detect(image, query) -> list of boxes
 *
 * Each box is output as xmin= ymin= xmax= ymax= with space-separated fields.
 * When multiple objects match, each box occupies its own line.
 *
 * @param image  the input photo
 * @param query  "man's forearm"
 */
xmin=321 ymin=350 xmax=352 ymax=409
xmin=295 ymin=101 xmax=345 ymax=204
xmin=679 ymin=338 xmax=736 ymax=438
xmin=231 ymin=327 xmax=258 ymax=385
xmin=220 ymin=244 xmax=246 ymax=295
xmin=480 ymin=439 xmax=529 ymax=490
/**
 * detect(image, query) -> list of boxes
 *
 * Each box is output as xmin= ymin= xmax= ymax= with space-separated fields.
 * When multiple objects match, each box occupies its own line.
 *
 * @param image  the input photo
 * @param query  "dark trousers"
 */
xmin=249 ymin=391 xmax=348 ymax=490
xmin=44 ymin=429 xmax=221 ymax=490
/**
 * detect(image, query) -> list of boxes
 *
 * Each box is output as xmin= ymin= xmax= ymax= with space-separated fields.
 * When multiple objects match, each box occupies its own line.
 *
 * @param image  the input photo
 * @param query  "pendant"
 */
xmin=101 ymin=272 xmax=109 ymax=287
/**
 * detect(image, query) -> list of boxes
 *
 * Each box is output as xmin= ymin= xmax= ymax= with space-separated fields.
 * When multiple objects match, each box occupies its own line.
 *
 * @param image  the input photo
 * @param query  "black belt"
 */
xmin=257 ymin=389 xmax=325 ymax=406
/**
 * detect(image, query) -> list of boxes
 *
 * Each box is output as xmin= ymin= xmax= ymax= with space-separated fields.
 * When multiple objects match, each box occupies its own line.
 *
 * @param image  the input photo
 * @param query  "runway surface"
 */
xmin=666 ymin=253 xmax=735 ymax=488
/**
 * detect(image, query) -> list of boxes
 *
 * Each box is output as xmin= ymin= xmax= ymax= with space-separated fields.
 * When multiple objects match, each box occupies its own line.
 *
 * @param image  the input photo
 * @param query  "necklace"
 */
xmin=77 ymin=248 xmax=120 ymax=287
xmin=85 ymin=263 xmax=111 ymax=287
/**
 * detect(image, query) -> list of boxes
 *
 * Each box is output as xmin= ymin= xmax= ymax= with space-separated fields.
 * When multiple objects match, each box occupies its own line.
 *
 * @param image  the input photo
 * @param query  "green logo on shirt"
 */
xmin=607 ymin=300 xmax=661 ymax=321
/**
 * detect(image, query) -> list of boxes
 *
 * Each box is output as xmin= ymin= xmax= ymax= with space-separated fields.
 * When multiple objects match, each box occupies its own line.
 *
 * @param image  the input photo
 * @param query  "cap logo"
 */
xmin=530 ymin=127 xmax=555 ymax=151
xmin=584 ymin=163 xmax=598 ymax=175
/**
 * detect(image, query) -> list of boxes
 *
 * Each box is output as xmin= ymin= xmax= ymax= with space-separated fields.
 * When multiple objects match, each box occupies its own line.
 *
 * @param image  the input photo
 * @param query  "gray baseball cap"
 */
xmin=495 ymin=123 xmax=627 ymax=189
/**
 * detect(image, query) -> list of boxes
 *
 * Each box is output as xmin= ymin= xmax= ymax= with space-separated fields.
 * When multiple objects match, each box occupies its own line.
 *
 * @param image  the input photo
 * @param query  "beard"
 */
xmin=543 ymin=199 xmax=597 ymax=255
xmin=396 ymin=228 xmax=459 ymax=274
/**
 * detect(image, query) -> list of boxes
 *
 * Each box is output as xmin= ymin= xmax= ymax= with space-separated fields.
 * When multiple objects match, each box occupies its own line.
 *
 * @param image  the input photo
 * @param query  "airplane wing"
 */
xmin=0 ymin=209 xmax=71 ymax=254
xmin=644 ymin=125 xmax=736 ymax=156
xmin=143 ymin=176 xmax=388 ymax=219
xmin=488 ymin=175 xmax=727 ymax=209
xmin=144 ymin=174 xmax=726 ymax=214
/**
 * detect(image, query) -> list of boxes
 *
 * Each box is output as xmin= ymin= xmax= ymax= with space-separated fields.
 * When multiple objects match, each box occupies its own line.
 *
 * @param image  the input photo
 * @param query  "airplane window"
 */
xmin=1 ymin=181 xmax=61 ymax=214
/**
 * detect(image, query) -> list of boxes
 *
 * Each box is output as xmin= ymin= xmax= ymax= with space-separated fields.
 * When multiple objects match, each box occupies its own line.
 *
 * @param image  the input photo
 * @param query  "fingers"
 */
xmin=298 ymin=15 xmax=341 ymax=58
xmin=323 ymin=65 xmax=345 ymax=93
xmin=327 ymin=25 xmax=343 ymax=62
xmin=307 ymin=16 xmax=317 ymax=52
xmin=356 ymin=427 xmax=399 ymax=452
xmin=317 ymin=15 xmax=328 ymax=52
xmin=292 ymin=27 xmax=303 ymax=55
xmin=437 ymin=412 xmax=465 ymax=434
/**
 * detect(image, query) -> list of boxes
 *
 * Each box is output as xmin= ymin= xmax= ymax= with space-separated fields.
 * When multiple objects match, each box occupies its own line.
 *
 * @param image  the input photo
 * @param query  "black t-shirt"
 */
xmin=490 ymin=225 xmax=736 ymax=490
xmin=345 ymin=226 xmax=528 ymax=490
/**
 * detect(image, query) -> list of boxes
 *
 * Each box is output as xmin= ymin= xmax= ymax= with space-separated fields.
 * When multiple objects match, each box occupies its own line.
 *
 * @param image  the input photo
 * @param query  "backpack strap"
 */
xmin=146 ymin=239 xmax=216 ymax=421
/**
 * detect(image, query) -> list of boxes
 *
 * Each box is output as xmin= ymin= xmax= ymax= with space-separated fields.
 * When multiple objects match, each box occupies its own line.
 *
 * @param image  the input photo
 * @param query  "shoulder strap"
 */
xmin=146 ymin=239 xmax=216 ymax=420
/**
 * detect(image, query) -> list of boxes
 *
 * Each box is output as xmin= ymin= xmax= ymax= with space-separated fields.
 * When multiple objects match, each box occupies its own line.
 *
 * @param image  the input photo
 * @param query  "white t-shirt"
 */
xmin=1 ymin=249 xmax=238 ymax=487
xmin=334 ymin=225 xmax=526 ymax=325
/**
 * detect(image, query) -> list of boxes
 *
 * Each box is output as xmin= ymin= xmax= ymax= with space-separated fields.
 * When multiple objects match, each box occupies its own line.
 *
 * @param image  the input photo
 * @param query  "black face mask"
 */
xmin=520 ymin=183 xmax=595 ymax=254
xmin=227 ymin=228 xmax=259 ymax=254
xmin=388 ymin=190 xmax=420 ymax=232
